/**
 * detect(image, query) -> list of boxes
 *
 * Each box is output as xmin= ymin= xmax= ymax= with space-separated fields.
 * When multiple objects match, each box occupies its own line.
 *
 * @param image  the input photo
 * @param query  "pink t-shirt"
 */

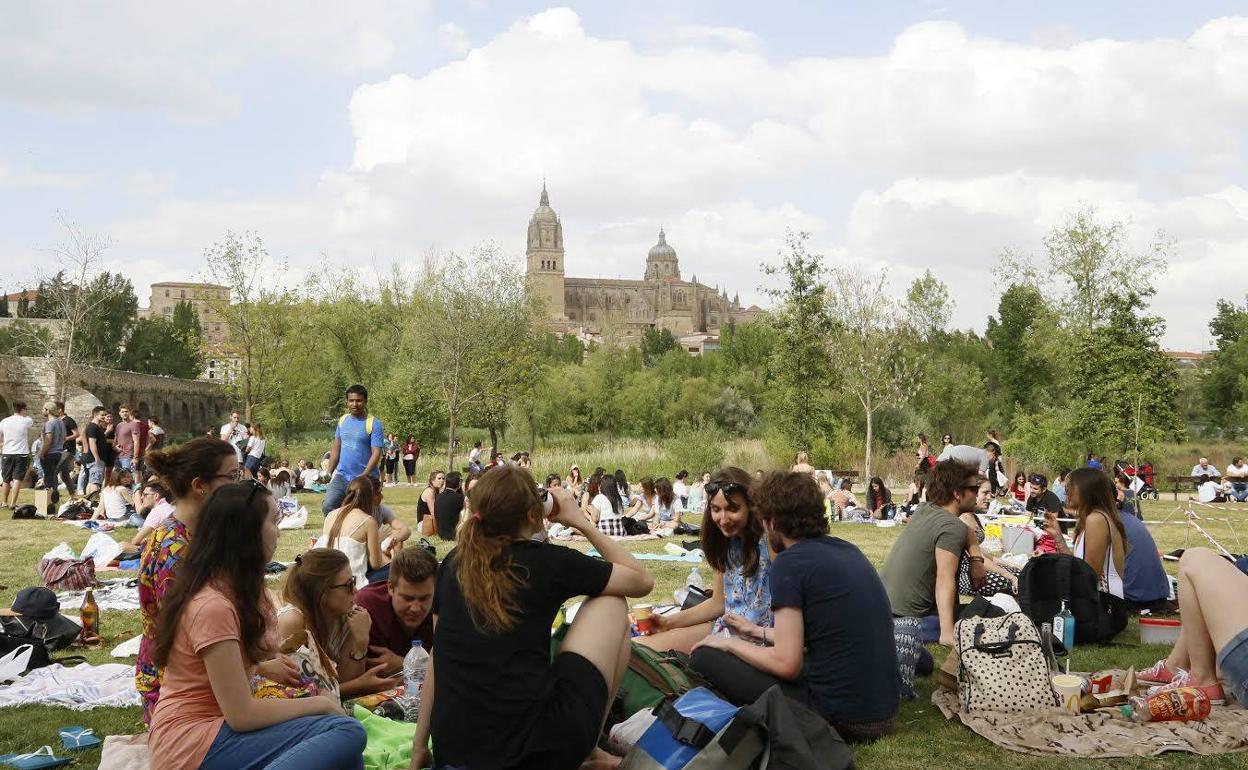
xmin=149 ymin=585 xmax=271 ymax=770
xmin=114 ymin=419 xmax=137 ymax=456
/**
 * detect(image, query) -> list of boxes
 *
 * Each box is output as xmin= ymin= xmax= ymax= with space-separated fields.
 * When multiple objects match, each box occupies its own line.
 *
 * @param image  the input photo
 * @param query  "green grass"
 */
xmin=1 ymin=486 xmax=1246 ymax=768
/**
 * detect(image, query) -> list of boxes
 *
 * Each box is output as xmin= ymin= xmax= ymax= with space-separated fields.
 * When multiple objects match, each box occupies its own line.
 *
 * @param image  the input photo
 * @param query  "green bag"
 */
xmin=353 ymin=704 xmax=420 ymax=770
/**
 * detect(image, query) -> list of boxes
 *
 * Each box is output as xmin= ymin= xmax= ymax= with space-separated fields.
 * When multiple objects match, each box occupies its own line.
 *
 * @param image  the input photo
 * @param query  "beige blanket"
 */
xmin=932 ymin=688 xmax=1248 ymax=757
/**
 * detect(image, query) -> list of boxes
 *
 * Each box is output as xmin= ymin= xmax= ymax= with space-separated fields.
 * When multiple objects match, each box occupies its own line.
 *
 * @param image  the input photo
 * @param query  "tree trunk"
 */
xmin=489 ymin=425 xmax=498 ymax=457
xmin=863 ymin=408 xmax=874 ymax=483
xmin=447 ymin=411 xmax=458 ymax=471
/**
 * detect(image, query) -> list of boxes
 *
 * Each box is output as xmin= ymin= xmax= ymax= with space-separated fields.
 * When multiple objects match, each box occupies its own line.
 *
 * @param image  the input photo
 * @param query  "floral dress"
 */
xmin=136 ymin=516 xmax=190 ymax=725
xmin=711 ymin=535 xmax=774 ymax=636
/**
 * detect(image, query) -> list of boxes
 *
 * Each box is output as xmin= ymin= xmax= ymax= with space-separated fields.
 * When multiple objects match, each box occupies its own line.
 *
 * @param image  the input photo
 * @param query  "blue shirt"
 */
xmin=334 ymin=414 xmax=384 ymax=482
xmin=770 ymin=537 xmax=900 ymax=724
xmin=1121 ymin=511 xmax=1169 ymax=603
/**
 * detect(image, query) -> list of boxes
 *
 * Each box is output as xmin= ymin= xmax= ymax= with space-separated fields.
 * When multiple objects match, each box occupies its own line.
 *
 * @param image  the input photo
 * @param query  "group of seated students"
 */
xmin=133 ymin=439 xmax=917 ymax=769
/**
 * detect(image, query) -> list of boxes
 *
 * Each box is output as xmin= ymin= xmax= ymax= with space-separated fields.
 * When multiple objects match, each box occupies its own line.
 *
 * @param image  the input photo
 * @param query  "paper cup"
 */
xmin=633 ymin=603 xmax=653 ymax=620
xmin=1052 ymin=674 xmax=1082 ymax=714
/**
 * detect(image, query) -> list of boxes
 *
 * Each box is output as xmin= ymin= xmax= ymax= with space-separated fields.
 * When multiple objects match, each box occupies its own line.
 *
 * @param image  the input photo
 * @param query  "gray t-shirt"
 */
xmin=42 ymin=417 xmax=66 ymax=455
xmin=880 ymin=502 xmax=968 ymax=617
xmin=937 ymin=444 xmax=989 ymax=475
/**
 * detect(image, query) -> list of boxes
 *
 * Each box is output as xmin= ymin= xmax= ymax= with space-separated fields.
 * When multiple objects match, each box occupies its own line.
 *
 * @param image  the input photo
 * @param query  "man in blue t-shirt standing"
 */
xmin=322 ymin=384 xmax=385 ymax=514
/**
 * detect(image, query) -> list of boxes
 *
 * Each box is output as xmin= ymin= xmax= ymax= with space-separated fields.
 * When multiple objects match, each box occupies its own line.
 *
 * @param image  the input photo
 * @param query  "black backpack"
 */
xmin=1018 ymin=553 xmax=1128 ymax=645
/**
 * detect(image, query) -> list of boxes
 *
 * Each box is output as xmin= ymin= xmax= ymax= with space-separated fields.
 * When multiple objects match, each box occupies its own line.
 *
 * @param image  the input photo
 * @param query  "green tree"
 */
xmin=0 ymin=293 xmax=9 ymax=318
xmin=16 ymin=294 xmax=29 ymax=318
xmin=903 ymin=269 xmax=954 ymax=341
xmin=1066 ymin=290 xmax=1184 ymax=457
xmin=0 ymin=321 xmax=51 ymax=355
xmin=120 ymin=317 xmax=203 ymax=379
xmin=985 ymin=284 xmax=1053 ymax=422
xmin=640 ymin=327 xmax=677 ymax=367
xmin=761 ymin=231 xmax=834 ymax=453
xmin=1200 ymin=297 xmax=1248 ymax=432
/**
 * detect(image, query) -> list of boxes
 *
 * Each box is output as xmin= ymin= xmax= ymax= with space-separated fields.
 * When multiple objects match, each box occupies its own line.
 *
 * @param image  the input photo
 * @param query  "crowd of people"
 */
xmin=9 ymin=390 xmax=1248 ymax=769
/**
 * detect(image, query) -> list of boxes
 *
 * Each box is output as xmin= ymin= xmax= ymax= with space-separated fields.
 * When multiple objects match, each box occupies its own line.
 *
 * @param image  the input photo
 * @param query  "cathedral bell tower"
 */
xmin=525 ymin=181 xmax=566 ymax=319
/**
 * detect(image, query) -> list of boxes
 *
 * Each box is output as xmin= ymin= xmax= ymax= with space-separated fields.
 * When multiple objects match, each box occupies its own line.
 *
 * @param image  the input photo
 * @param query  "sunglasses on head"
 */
xmin=705 ymin=481 xmax=747 ymax=500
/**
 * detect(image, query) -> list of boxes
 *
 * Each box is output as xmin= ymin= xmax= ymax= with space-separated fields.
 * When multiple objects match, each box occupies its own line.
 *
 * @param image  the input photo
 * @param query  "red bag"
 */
xmin=38 ymin=558 xmax=98 ymax=592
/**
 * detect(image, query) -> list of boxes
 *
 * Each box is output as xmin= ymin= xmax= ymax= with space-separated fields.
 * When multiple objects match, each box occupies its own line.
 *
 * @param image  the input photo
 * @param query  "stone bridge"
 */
xmin=0 ymin=356 xmax=226 ymax=435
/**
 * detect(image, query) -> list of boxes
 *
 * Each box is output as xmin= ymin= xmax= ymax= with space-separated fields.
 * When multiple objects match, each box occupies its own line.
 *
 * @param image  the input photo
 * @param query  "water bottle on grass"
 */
xmin=400 ymin=640 xmax=429 ymax=721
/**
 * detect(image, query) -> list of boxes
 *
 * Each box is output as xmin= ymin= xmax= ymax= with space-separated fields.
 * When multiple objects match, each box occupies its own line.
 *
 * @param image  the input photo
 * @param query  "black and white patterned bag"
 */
xmin=956 ymin=612 xmax=1053 ymax=713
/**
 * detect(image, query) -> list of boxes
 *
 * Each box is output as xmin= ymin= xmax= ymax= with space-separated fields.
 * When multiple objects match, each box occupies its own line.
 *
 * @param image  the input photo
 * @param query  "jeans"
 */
xmin=321 ymin=474 xmax=350 ymax=514
xmin=87 ymin=460 xmax=106 ymax=487
xmin=1233 ymin=482 xmax=1248 ymax=503
xmin=39 ymin=453 xmax=61 ymax=509
xmin=200 ymin=714 xmax=366 ymax=770
xmin=116 ymin=456 xmax=134 ymax=473
xmin=365 ymin=564 xmax=390 ymax=584
xmin=57 ymin=452 xmax=76 ymax=494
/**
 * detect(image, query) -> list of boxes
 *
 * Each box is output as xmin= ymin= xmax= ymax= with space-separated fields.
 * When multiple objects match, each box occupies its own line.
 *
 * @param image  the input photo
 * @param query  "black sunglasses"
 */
xmin=329 ymin=575 xmax=357 ymax=593
xmin=705 ymin=481 xmax=748 ymax=501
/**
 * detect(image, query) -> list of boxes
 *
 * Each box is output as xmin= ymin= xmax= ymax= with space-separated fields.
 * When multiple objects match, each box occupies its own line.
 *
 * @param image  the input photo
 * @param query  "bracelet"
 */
xmin=348 ymin=649 xmax=367 ymax=662
xmin=969 ymin=556 xmax=985 ymax=563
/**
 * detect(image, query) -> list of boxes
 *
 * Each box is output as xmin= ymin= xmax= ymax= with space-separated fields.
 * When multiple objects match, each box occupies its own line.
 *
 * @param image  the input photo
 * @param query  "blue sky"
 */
xmin=2 ymin=2 xmax=1246 ymax=348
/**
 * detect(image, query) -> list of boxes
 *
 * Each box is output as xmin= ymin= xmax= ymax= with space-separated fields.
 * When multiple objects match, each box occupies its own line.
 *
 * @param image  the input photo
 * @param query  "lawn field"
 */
xmin=1 ymin=485 xmax=1247 ymax=769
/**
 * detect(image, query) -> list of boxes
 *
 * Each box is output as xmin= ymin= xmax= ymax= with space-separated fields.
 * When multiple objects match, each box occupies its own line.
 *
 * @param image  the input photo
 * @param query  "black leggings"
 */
xmin=402 ymin=458 xmax=416 ymax=478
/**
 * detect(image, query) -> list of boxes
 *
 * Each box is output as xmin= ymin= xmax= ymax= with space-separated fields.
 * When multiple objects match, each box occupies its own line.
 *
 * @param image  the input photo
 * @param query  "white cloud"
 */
xmin=437 ymin=22 xmax=472 ymax=55
xmin=0 ymin=1 xmax=434 ymax=121
xmin=0 ymin=158 xmax=91 ymax=190
xmin=669 ymin=25 xmax=762 ymax=52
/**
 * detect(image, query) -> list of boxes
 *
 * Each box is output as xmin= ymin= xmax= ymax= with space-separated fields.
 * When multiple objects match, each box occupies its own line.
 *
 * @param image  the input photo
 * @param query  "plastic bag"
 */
xmin=277 ymin=506 xmax=308 ymax=531
xmin=0 ymin=645 xmax=34 ymax=683
xmin=81 ymin=532 xmax=122 ymax=569
xmin=41 ymin=543 xmax=77 ymax=562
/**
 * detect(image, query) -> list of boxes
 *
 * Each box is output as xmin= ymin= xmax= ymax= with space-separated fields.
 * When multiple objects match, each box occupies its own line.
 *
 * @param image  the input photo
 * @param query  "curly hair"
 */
xmin=753 ymin=472 xmax=828 ymax=541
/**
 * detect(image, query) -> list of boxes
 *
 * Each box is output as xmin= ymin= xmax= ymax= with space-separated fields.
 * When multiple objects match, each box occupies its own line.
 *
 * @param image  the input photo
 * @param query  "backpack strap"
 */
xmin=653 ymin=698 xmax=717 ymax=749
xmin=338 ymin=414 xmax=376 ymax=433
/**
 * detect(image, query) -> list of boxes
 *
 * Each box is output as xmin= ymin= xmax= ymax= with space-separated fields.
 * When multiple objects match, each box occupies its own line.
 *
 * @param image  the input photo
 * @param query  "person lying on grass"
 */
xmin=1137 ymin=547 xmax=1248 ymax=707
xmin=638 ymin=466 xmax=775 ymax=656
xmin=148 ymin=480 xmax=365 ymax=770
xmin=690 ymin=471 xmax=900 ymax=743
xmin=408 ymin=465 xmax=653 ymax=770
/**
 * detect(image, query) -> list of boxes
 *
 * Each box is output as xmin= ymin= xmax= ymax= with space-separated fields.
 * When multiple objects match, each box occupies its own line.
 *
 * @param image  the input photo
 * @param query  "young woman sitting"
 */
xmin=650 ymin=477 xmax=685 ymax=536
xmin=277 ymin=548 xmax=393 ymax=700
xmin=691 ymin=472 xmax=899 ymax=743
xmin=591 ymin=472 xmax=627 ymax=537
xmin=409 ymin=465 xmax=653 ymax=770
xmin=958 ymin=479 xmax=1021 ymax=597
xmin=1008 ymin=471 xmax=1028 ymax=504
xmin=147 ymin=482 xmax=365 ymax=770
xmin=627 ymin=477 xmax=657 ymax=522
xmin=417 ymin=470 xmax=444 ymax=537
xmin=1042 ymin=467 xmax=1128 ymax=599
xmin=94 ymin=469 xmax=137 ymax=524
xmin=639 ymin=467 xmax=774 ymax=655
xmin=867 ymin=477 xmax=895 ymax=520
xmin=319 ymin=476 xmax=390 ymax=587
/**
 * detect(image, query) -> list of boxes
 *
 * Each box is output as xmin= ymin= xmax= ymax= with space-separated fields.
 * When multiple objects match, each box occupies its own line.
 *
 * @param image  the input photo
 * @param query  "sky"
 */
xmin=2 ymin=1 xmax=1247 ymax=349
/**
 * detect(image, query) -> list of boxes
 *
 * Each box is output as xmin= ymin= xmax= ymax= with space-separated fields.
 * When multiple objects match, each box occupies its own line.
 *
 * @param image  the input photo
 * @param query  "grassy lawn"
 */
xmin=1 ymin=485 xmax=1246 ymax=768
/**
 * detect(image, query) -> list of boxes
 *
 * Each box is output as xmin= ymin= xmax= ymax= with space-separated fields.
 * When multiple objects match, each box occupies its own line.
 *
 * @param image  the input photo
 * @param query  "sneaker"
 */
xmin=1146 ymin=673 xmax=1226 ymax=705
xmin=1138 ymin=658 xmax=1182 ymax=686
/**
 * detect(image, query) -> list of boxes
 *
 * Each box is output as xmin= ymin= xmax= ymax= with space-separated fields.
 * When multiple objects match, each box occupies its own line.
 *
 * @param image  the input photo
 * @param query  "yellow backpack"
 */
xmin=338 ymin=414 xmax=376 ymax=434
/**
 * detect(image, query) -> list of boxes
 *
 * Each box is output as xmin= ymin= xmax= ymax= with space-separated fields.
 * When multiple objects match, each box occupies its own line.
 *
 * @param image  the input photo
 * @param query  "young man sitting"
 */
xmin=351 ymin=546 xmax=436 ymax=692
xmin=690 ymin=471 xmax=899 ymax=742
xmin=880 ymin=460 xmax=980 ymax=695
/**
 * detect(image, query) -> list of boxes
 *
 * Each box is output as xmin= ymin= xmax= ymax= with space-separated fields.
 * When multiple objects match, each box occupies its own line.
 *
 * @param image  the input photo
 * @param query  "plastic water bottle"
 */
xmin=399 ymin=640 xmax=429 ymax=721
xmin=1053 ymin=601 xmax=1075 ymax=650
xmin=687 ymin=567 xmax=704 ymax=591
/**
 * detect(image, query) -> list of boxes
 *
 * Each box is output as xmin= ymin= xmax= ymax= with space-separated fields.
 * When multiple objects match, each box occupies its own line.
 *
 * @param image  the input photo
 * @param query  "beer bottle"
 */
xmin=80 ymin=589 xmax=100 ymax=642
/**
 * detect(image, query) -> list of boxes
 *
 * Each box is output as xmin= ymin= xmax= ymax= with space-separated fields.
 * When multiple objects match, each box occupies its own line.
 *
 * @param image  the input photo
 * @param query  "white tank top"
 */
xmin=316 ymin=513 xmax=371 ymax=587
xmin=1073 ymin=513 xmax=1124 ymax=599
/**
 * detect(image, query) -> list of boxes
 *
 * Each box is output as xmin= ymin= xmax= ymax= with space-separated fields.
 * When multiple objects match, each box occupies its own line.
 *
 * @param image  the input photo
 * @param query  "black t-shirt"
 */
xmin=434 ymin=489 xmax=466 ymax=540
xmin=83 ymin=422 xmax=110 ymax=464
xmin=431 ymin=541 xmax=613 ymax=769
xmin=1026 ymin=489 xmax=1068 ymax=532
xmin=61 ymin=416 xmax=77 ymax=453
xmin=771 ymin=537 xmax=900 ymax=724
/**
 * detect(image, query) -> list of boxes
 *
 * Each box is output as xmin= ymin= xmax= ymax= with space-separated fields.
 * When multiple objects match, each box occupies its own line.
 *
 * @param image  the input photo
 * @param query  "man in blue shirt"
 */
xmin=322 ymin=384 xmax=385 ymax=514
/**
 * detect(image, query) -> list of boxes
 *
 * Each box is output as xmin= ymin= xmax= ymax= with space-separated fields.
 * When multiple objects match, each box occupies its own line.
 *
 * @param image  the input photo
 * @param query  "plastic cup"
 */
xmin=634 ymin=604 xmax=654 ymax=635
xmin=1052 ymin=674 xmax=1083 ymax=715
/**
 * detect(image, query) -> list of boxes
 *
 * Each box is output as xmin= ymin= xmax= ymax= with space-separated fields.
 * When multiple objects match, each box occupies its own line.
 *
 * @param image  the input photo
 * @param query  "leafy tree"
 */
xmin=120 ymin=317 xmax=202 ymax=379
xmin=823 ymin=266 xmax=921 ymax=480
xmin=1201 ymin=297 xmax=1248 ymax=431
xmin=0 ymin=321 xmax=51 ymax=355
xmin=761 ymin=231 xmax=834 ymax=453
xmin=0 ymin=293 xmax=9 ymax=318
xmin=640 ymin=327 xmax=677 ymax=366
xmin=985 ymin=284 xmax=1052 ymax=422
xmin=903 ymin=269 xmax=954 ymax=341
xmin=16 ymin=294 xmax=29 ymax=318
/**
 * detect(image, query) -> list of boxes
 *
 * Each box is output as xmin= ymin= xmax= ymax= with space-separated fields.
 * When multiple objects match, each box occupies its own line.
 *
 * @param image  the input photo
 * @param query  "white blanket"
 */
xmin=57 ymin=580 xmax=140 ymax=612
xmin=0 ymin=662 xmax=140 ymax=710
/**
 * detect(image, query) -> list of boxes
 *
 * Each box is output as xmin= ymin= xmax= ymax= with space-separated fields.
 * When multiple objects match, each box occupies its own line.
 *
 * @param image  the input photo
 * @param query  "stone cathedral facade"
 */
xmin=525 ymin=184 xmax=763 ymax=339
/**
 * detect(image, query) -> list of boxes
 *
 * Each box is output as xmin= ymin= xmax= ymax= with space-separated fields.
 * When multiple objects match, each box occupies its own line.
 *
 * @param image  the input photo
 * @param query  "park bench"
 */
xmin=1165 ymin=474 xmax=1210 ymax=501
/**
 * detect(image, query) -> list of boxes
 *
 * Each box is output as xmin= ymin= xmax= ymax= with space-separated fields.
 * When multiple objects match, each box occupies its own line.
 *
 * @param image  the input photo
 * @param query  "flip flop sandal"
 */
xmin=0 ymin=746 xmax=74 ymax=769
xmin=58 ymin=727 xmax=101 ymax=751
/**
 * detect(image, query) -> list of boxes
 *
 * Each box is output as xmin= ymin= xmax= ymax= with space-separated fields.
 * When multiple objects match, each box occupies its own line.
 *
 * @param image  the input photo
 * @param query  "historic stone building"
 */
xmin=525 ymin=184 xmax=763 ymax=338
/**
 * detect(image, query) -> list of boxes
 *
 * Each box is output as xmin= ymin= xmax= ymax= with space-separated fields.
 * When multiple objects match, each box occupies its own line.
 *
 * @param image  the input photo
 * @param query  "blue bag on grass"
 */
xmin=620 ymin=687 xmax=764 ymax=770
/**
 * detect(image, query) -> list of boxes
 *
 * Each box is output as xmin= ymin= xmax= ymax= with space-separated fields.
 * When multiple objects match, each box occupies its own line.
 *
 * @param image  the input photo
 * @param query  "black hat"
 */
xmin=0 ymin=587 xmax=81 ymax=646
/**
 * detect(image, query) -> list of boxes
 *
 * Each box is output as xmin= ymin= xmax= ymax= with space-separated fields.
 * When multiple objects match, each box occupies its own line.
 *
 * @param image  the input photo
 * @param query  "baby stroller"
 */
xmin=1135 ymin=461 xmax=1159 ymax=500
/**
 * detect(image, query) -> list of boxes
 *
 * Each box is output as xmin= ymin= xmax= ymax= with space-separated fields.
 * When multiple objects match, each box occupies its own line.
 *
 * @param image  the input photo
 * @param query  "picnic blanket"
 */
xmin=0 ymin=662 xmax=140 ymax=710
xmin=56 ymin=579 xmax=140 ymax=612
xmin=354 ymin=705 xmax=419 ymax=770
xmin=932 ymin=686 xmax=1248 ymax=757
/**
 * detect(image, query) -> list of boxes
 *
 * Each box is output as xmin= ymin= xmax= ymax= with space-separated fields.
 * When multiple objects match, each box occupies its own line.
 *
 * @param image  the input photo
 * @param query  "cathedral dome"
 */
xmin=648 ymin=228 xmax=677 ymax=259
xmin=530 ymin=182 xmax=558 ymax=224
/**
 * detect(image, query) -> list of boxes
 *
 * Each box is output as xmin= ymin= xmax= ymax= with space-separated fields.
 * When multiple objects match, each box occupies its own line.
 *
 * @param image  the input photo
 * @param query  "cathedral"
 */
xmin=525 ymin=184 xmax=763 ymax=340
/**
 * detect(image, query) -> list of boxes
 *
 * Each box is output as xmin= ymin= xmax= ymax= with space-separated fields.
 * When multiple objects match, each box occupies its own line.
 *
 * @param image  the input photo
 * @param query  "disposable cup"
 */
xmin=1052 ymin=674 xmax=1082 ymax=714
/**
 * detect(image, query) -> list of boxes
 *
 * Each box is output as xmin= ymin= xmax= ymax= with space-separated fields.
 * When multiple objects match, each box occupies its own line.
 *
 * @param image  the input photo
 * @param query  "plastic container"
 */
xmin=1002 ymin=525 xmax=1035 ymax=555
xmin=398 ymin=640 xmax=429 ymax=721
xmin=1121 ymin=688 xmax=1211 ymax=722
xmin=1139 ymin=617 xmax=1182 ymax=646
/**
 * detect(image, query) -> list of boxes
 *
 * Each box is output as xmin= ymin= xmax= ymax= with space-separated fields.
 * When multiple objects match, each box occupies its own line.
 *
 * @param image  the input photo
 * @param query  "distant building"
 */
xmin=1165 ymin=350 xmax=1207 ymax=369
xmin=525 ymin=183 xmax=764 ymax=340
xmin=138 ymin=281 xmax=230 ymax=345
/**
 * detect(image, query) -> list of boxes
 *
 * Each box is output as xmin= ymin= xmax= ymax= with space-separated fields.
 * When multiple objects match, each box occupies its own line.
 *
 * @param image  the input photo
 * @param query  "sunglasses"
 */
xmin=212 ymin=468 xmax=246 ymax=482
xmin=329 ymin=575 xmax=357 ymax=593
xmin=705 ymin=481 xmax=748 ymax=500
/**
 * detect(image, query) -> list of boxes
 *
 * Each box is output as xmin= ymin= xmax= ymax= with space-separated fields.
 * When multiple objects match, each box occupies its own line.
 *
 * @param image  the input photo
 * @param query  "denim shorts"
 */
xmin=88 ymin=460 xmax=106 ymax=486
xmin=1217 ymin=626 xmax=1248 ymax=705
